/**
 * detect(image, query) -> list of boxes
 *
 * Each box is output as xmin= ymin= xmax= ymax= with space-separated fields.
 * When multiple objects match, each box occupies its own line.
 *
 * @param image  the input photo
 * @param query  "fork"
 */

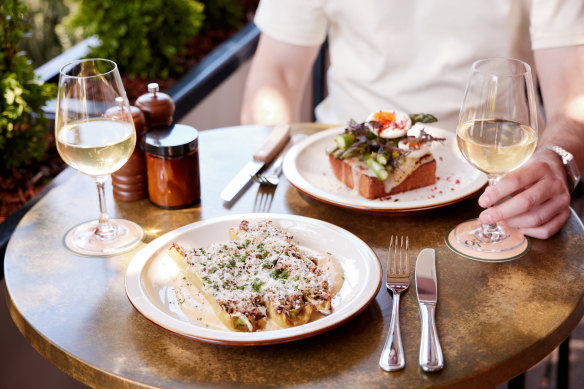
xmin=379 ymin=235 xmax=409 ymax=371
xmin=253 ymin=187 xmax=275 ymax=213
xmin=252 ymin=133 xmax=307 ymax=187
xmin=252 ymin=155 xmax=284 ymax=187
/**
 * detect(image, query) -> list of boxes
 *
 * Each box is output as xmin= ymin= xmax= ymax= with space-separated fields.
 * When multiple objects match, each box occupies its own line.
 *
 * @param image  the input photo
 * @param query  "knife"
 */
xmin=415 ymin=248 xmax=444 ymax=372
xmin=221 ymin=124 xmax=291 ymax=203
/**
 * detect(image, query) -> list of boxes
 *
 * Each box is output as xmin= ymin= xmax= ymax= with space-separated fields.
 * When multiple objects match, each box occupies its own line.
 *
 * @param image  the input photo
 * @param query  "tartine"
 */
xmin=327 ymin=110 xmax=444 ymax=199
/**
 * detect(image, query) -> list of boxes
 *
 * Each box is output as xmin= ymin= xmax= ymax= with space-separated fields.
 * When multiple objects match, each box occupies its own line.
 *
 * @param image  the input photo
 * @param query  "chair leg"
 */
xmin=506 ymin=336 xmax=570 ymax=389
xmin=557 ymin=336 xmax=570 ymax=389
xmin=311 ymin=39 xmax=328 ymax=121
xmin=507 ymin=373 xmax=525 ymax=389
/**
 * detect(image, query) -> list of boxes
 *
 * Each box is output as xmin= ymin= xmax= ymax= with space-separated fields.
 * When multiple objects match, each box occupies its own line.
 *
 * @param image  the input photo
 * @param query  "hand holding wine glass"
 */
xmin=55 ymin=58 xmax=144 ymax=256
xmin=453 ymin=58 xmax=538 ymax=258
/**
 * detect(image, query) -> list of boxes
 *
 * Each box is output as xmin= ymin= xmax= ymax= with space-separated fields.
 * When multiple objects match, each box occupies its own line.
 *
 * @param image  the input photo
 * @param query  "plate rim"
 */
xmin=283 ymin=126 xmax=487 ymax=213
xmin=125 ymin=213 xmax=382 ymax=345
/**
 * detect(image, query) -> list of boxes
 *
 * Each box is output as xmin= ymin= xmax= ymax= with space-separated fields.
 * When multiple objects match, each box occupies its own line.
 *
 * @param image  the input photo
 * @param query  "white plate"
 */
xmin=283 ymin=126 xmax=488 ymax=212
xmin=125 ymin=213 xmax=381 ymax=345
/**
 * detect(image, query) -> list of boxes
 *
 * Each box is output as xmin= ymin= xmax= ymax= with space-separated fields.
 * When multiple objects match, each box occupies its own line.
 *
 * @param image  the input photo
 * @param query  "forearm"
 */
xmin=241 ymin=60 xmax=296 ymax=125
xmin=535 ymin=45 xmax=584 ymax=172
xmin=241 ymin=34 xmax=320 ymax=125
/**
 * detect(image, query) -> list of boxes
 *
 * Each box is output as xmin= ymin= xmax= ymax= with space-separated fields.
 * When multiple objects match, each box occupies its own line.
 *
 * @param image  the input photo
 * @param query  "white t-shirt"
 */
xmin=254 ymin=0 xmax=584 ymax=130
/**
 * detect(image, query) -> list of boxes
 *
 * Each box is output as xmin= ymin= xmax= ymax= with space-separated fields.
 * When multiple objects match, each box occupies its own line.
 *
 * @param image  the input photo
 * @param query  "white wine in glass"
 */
xmin=55 ymin=59 xmax=144 ymax=256
xmin=454 ymin=58 xmax=538 ymax=256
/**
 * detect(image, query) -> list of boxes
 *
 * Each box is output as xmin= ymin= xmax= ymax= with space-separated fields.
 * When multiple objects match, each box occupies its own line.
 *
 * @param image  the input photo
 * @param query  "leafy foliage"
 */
xmin=200 ymin=0 xmax=244 ymax=31
xmin=67 ymin=0 xmax=205 ymax=80
xmin=0 ymin=0 xmax=56 ymax=174
xmin=17 ymin=0 xmax=78 ymax=68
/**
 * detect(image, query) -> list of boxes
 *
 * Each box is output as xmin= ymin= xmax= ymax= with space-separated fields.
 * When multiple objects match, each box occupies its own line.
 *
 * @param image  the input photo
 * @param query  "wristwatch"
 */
xmin=544 ymin=145 xmax=581 ymax=192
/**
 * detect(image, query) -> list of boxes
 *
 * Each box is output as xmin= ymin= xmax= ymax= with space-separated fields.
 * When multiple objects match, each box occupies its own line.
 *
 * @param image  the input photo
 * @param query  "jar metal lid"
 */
xmin=142 ymin=124 xmax=199 ymax=157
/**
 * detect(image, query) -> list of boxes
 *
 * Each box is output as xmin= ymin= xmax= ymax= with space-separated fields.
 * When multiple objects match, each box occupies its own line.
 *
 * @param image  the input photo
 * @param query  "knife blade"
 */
xmin=415 ymin=248 xmax=444 ymax=372
xmin=220 ymin=124 xmax=290 ymax=203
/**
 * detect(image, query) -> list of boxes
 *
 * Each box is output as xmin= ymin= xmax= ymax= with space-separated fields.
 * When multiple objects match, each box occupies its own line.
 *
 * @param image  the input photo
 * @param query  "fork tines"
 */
xmin=389 ymin=235 xmax=409 ymax=276
xmin=252 ymin=173 xmax=277 ymax=187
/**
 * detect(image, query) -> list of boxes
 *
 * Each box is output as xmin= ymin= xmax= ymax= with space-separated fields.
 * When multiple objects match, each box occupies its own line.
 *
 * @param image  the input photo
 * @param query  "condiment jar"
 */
xmin=143 ymin=124 xmax=200 ymax=209
xmin=107 ymin=105 xmax=148 ymax=202
xmin=135 ymin=83 xmax=175 ymax=128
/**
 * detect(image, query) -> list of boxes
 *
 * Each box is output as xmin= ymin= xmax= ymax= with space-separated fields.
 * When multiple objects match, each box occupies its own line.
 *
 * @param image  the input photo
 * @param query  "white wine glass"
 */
xmin=55 ymin=58 xmax=144 ymax=256
xmin=454 ymin=58 xmax=538 ymax=255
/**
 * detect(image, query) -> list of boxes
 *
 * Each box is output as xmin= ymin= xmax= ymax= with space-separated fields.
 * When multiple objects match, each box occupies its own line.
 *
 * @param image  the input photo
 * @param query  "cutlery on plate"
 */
xmin=220 ymin=124 xmax=290 ymax=203
xmin=379 ymin=235 xmax=409 ymax=371
xmin=252 ymin=133 xmax=307 ymax=187
xmin=415 ymin=248 xmax=444 ymax=372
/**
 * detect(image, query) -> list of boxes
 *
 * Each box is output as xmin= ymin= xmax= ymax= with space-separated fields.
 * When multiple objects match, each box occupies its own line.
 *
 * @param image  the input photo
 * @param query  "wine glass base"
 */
xmin=445 ymin=220 xmax=530 ymax=262
xmin=64 ymin=219 xmax=145 ymax=256
xmin=454 ymin=218 xmax=526 ymax=252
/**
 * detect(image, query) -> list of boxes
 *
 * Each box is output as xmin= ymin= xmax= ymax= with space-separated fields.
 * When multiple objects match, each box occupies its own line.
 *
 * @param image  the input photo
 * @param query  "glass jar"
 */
xmin=143 ymin=124 xmax=200 ymax=209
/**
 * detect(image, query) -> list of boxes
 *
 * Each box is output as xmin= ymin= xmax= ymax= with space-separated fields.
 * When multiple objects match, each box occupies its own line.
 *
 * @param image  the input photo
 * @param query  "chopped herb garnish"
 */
xmin=270 ymin=269 xmax=289 ymax=280
xmin=251 ymin=280 xmax=263 ymax=292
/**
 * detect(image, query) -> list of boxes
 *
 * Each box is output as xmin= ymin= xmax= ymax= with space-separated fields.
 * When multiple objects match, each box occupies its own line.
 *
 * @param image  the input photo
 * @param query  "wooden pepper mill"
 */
xmin=135 ymin=82 xmax=175 ymax=127
xmin=110 ymin=106 xmax=148 ymax=202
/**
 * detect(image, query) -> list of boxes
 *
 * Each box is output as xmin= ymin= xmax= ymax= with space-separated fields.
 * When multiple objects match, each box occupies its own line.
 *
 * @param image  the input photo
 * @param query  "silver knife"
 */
xmin=415 ymin=248 xmax=444 ymax=372
xmin=220 ymin=124 xmax=290 ymax=203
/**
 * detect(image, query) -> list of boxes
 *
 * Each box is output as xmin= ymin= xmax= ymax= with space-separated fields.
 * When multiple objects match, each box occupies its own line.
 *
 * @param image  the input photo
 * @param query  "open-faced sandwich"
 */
xmin=327 ymin=110 xmax=444 ymax=199
xmin=168 ymin=220 xmax=341 ymax=332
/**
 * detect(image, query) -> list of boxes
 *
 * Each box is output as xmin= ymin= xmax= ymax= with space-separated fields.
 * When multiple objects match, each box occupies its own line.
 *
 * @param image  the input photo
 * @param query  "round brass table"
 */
xmin=4 ymin=124 xmax=584 ymax=388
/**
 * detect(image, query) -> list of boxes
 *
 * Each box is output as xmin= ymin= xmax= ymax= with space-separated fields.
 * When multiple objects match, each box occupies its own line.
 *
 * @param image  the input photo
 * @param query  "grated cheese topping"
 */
xmin=177 ymin=220 xmax=332 ymax=322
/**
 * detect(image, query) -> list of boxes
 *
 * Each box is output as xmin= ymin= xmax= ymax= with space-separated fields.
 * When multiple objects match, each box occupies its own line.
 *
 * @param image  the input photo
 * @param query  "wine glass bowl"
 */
xmin=453 ymin=58 xmax=538 ymax=256
xmin=55 ymin=59 xmax=144 ymax=256
xmin=457 ymin=119 xmax=537 ymax=177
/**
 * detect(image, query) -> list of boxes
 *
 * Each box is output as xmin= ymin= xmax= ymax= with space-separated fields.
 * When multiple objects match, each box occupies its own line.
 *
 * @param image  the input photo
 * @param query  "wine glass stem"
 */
xmin=480 ymin=174 xmax=503 ymax=241
xmin=481 ymin=223 xmax=503 ymax=241
xmin=95 ymin=176 xmax=116 ymax=239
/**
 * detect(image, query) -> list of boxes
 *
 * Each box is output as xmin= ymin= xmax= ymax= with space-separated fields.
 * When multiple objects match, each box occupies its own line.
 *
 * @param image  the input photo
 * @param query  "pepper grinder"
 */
xmin=110 ymin=106 xmax=148 ymax=202
xmin=135 ymin=82 xmax=175 ymax=128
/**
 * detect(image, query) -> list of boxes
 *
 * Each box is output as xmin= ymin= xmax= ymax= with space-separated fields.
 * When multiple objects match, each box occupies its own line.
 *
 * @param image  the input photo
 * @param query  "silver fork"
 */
xmin=253 ymin=187 xmax=274 ymax=213
xmin=253 ymin=133 xmax=307 ymax=187
xmin=252 ymin=155 xmax=284 ymax=187
xmin=379 ymin=235 xmax=410 ymax=371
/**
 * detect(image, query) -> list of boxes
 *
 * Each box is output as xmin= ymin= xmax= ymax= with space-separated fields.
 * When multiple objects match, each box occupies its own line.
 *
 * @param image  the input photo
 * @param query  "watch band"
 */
xmin=544 ymin=145 xmax=581 ymax=192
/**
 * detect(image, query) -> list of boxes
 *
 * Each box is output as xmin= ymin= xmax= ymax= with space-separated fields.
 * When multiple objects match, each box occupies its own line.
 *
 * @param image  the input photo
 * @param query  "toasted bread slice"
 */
xmin=329 ymin=154 xmax=436 ymax=199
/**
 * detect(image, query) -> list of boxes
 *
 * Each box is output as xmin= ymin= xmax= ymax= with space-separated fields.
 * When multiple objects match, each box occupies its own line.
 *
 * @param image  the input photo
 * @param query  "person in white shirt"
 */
xmin=241 ymin=0 xmax=584 ymax=240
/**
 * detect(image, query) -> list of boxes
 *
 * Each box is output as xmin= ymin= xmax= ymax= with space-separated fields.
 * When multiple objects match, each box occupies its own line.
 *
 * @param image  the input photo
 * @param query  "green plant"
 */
xmin=17 ymin=0 xmax=82 ymax=68
xmin=67 ymin=0 xmax=205 ymax=80
xmin=200 ymin=0 xmax=244 ymax=31
xmin=1 ymin=0 xmax=56 ymax=174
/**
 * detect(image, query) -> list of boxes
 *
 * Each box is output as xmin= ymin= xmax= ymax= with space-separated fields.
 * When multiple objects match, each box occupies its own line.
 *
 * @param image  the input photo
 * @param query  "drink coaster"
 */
xmin=445 ymin=227 xmax=530 ymax=262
